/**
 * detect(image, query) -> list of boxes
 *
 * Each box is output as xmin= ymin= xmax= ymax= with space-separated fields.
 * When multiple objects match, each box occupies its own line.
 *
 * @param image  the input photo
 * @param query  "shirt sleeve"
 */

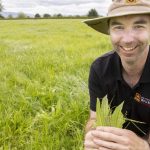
xmin=88 ymin=65 xmax=106 ymax=111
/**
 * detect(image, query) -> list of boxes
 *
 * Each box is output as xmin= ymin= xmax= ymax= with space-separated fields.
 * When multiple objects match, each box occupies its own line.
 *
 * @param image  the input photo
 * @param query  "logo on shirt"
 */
xmin=126 ymin=0 xmax=137 ymax=3
xmin=113 ymin=0 xmax=137 ymax=3
xmin=134 ymin=92 xmax=150 ymax=107
xmin=134 ymin=92 xmax=141 ymax=102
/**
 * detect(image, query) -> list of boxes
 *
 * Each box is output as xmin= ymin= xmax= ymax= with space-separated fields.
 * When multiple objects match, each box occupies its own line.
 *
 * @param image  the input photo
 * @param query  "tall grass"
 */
xmin=0 ymin=19 xmax=111 ymax=149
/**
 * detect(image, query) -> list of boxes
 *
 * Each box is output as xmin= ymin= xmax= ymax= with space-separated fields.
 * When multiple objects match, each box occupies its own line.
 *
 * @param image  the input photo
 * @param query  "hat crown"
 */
xmin=108 ymin=0 xmax=150 ymax=16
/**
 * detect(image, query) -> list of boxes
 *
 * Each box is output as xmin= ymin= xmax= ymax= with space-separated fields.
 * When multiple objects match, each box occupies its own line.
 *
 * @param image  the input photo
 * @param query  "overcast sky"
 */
xmin=2 ymin=0 xmax=112 ymax=16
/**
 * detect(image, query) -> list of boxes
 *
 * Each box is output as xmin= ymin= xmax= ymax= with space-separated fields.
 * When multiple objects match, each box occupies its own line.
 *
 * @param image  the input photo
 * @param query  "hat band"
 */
xmin=108 ymin=5 xmax=150 ymax=16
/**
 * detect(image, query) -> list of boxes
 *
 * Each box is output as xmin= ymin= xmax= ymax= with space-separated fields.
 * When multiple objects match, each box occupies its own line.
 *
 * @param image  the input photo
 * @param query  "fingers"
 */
xmin=84 ymin=126 xmax=145 ymax=150
xmin=84 ymin=130 xmax=99 ymax=149
xmin=84 ymin=140 xmax=99 ymax=149
xmin=85 ymin=148 xmax=98 ymax=150
xmin=95 ymin=126 xmax=136 ymax=144
xmin=93 ymin=138 xmax=126 ymax=150
xmin=84 ymin=127 xmax=134 ymax=150
xmin=92 ymin=129 xmax=125 ymax=144
xmin=91 ymin=127 xmax=129 ymax=149
xmin=98 ymin=147 xmax=113 ymax=150
xmin=85 ymin=130 xmax=93 ymax=140
xmin=96 ymin=126 xmax=134 ymax=136
xmin=96 ymin=126 xmax=125 ymax=136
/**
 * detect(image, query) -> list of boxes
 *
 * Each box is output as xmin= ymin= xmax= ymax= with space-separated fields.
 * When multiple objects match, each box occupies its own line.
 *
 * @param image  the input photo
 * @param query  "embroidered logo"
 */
xmin=134 ymin=92 xmax=150 ymax=107
xmin=134 ymin=92 xmax=141 ymax=102
xmin=126 ymin=0 xmax=137 ymax=3
xmin=113 ymin=0 xmax=137 ymax=3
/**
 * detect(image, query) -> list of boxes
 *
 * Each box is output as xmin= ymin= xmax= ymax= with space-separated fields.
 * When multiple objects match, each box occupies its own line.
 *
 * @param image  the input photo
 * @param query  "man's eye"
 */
xmin=114 ymin=26 xmax=124 ymax=30
xmin=135 ymin=25 xmax=144 ymax=29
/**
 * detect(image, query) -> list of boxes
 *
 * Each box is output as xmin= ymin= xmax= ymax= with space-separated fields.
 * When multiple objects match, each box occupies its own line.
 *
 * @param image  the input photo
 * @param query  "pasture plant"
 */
xmin=96 ymin=97 xmax=146 ymax=135
xmin=0 ymin=19 xmax=111 ymax=150
xmin=96 ymin=97 xmax=125 ymax=128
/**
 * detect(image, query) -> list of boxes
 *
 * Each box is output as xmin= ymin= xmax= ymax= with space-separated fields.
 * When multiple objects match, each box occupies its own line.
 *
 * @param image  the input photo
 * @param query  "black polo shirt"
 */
xmin=89 ymin=47 xmax=150 ymax=137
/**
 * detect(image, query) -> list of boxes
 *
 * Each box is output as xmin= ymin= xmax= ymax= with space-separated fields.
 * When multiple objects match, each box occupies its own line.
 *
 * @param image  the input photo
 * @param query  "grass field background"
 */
xmin=0 ymin=19 xmax=112 ymax=149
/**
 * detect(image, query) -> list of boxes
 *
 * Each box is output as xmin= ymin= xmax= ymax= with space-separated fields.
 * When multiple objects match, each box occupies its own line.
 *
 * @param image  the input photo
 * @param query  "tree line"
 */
xmin=1 ymin=7 xmax=100 ymax=19
xmin=17 ymin=9 xmax=99 ymax=19
xmin=0 ymin=0 xmax=100 ymax=19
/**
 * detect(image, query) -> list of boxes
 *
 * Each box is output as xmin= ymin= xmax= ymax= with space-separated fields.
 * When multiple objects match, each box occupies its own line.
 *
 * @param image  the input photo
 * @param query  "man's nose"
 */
xmin=121 ymin=30 xmax=135 ymax=44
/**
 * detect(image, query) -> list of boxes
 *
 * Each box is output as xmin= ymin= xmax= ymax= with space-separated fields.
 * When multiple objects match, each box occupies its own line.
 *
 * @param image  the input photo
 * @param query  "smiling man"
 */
xmin=83 ymin=0 xmax=150 ymax=150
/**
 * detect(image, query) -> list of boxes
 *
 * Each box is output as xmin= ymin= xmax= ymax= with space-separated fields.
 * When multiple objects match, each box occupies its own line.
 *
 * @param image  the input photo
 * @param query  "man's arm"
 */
xmin=84 ymin=110 xmax=100 ymax=149
xmin=85 ymin=110 xmax=96 ymax=133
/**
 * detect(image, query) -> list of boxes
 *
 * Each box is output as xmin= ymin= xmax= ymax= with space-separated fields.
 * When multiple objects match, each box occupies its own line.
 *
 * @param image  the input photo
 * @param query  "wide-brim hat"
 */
xmin=83 ymin=0 xmax=150 ymax=35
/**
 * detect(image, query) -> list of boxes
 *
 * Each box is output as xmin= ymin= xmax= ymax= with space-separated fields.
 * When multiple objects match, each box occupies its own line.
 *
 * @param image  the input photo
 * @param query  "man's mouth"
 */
xmin=120 ymin=46 xmax=137 ymax=51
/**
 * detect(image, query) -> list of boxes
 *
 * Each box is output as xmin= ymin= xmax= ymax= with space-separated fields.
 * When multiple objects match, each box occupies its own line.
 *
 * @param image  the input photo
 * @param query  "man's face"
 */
xmin=109 ymin=15 xmax=150 ymax=64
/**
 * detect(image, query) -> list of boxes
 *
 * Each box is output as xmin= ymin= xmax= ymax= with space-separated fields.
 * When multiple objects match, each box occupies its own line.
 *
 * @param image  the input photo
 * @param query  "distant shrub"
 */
xmin=17 ymin=12 xmax=27 ymax=19
xmin=35 ymin=13 xmax=41 ymax=18
xmin=43 ymin=13 xmax=51 ymax=18
xmin=87 ymin=8 xmax=99 ymax=17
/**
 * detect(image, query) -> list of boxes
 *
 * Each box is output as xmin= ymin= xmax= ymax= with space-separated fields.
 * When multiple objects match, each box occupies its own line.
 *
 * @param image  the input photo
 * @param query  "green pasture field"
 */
xmin=0 ymin=19 xmax=112 ymax=150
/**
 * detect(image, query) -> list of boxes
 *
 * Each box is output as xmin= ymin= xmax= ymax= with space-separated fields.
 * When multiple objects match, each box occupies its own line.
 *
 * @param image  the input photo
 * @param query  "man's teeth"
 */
xmin=122 ymin=47 xmax=135 ymax=51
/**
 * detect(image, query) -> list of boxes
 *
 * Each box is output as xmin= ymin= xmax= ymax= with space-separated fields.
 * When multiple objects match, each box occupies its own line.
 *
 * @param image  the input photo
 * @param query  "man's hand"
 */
xmin=91 ymin=126 xmax=150 ymax=150
xmin=84 ymin=129 xmax=99 ymax=150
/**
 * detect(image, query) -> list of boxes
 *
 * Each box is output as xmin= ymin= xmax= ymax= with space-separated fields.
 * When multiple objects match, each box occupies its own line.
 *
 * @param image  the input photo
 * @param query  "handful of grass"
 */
xmin=96 ymin=97 xmax=125 ymax=128
xmin=96 ymin=97 xmax=146 ymax=135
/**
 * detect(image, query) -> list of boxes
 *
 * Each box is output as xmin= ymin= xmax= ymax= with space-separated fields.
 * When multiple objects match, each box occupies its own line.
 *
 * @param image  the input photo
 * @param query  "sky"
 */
xmin=2 ymin=0 xmax=112 ymax=16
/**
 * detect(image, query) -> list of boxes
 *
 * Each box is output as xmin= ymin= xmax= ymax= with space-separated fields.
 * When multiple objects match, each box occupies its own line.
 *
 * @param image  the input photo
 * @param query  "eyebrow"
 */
xmin=133 ymin=19 xmax=148 ymax=24
xmin=110 ymin=19 xmax=148 ymax=26
xmin=110 ymin=21 xmax=122 ymax=26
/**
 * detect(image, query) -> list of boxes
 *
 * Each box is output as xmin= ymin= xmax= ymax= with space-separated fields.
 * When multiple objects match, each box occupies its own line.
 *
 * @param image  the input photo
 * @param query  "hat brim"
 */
xmin=83 ymin=11 xmax=150 ymax=35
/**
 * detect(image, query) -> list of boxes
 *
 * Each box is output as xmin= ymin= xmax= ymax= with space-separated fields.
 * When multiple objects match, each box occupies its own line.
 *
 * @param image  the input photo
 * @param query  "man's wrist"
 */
xmin=140 ymin=134 xmax=150 ymax=150
xmin=143 ymin=139 xmax=150 ymax=150
xmin=85 ymin=118 xmax=96 ymax=133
